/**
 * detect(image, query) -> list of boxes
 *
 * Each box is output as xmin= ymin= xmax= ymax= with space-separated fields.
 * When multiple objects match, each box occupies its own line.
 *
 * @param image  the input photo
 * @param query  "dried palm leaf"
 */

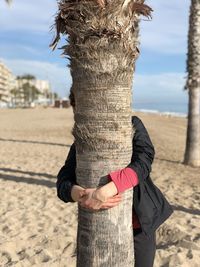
xmin=50 ymin=0 xmax=152 ymax=50
xmin=95 ymin=0 xmax=106 ymax=8
xmin=50 ymin=13 xmax=65 ymax=50
xmin=130 ymin=2 xmax=153 ymax=19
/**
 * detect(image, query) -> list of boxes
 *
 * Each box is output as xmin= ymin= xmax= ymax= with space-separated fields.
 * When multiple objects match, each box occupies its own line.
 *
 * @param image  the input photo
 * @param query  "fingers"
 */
xmin=80 ymin=203 xmax=101 ymax=211
xmin=101 ymin=203 xmax=119 ymax=210
xmin=100 ymin=195 xmax=122 ymax=209
xmin=101 ymin=200 xmax=121 ymax=207
xmin=112 ymin=194 xmax=123 ymax=199
xmin=78 ymin=191 xmax=123 ymax=211
xmin=80 ymin=199 xmax=120 ymax=211
xmin=105 ymin=196 xmax=122 ymax=203
xmin=79 ymin=196 xmax=103 ymax=211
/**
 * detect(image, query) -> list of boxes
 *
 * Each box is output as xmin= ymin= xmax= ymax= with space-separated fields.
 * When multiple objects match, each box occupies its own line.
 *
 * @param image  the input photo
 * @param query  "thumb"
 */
xmin=79 ymin=190 xmax=86 ymax=197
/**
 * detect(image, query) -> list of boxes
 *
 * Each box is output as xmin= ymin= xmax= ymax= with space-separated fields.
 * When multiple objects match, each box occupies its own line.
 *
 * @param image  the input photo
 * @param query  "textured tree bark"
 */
xmin=184 ymin=0 xmax=200 ymax=167
xmin=74 ymin=76 xmax=135 ymax=267
xmin=51 ymin=1 xmax=152 ymax=266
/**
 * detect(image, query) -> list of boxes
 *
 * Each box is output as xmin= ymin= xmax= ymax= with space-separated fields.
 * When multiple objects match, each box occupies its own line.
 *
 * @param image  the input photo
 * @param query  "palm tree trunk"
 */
xmin=74 ymin=66 xmax=135 ymax=267
xmin=51 ymin=1 xmax=152 ymax=266
xmin=184 ymin=0 xmax=200 ymax=167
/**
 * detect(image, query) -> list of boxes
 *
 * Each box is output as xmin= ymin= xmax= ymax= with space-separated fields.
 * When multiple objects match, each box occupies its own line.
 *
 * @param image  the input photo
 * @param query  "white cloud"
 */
xmin=0 ymin=57 xmax=188 ymax=108
xmin=0 ymin=0 xmax=192 ymax=103
xmin=134 ymin=72 xmax=188 ymax=101
xmin=0 ymin=0 xmax=190 ymax=55
xmin=1 ymin=58 xmax=72 ymax=97
xmin=1 ymin=57 xmax=189 ymax=102
xmin=0 ymin=43 xmax=42 ymax=57
xmin=0 ymin=0 xmax=57 ymax=33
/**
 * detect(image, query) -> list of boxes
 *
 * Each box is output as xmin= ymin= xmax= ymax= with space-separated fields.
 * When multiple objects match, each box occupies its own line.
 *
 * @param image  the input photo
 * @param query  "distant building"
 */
xmin=0 ymin=62 xmax=52 ymax=108
xmin=16 ymin=78 xmax=50 ymax=94
xmin=31 ymin=79 xmax=51 ymax=105
xmin=33 ymin=80 xmax=50 ymax=96
xmin=0 ymin=62 xmax=15 ymax=107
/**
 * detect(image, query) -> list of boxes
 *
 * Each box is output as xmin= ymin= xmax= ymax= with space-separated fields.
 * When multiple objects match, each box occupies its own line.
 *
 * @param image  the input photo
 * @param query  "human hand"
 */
xmin=100 ymin=194 xmax=123 ymax=209
xmin=71 ymin=185 xmax=85 ymax=202
xmin=79 ymin=188 xmax=104 ymax=211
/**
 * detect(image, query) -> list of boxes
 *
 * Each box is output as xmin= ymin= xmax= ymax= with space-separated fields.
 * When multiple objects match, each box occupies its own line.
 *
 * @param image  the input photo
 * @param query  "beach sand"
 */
xmin=0 ymin=108 xmax=199 ymax=267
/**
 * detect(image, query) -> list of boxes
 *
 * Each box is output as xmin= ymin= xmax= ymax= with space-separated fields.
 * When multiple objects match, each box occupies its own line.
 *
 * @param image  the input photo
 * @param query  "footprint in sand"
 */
xmin=32 ymin=249 xmax=52 ymax=263
xmin=17 ymin=249 xmax=29 ymax=261
xmin=2 ymin=225 xmax=11 ymax=234
xmin=0 ymin=251 xmax=12 ymax=266
xmin=193 ymin=233 xmax=200 ymax=242
xmin=186 ymin=249 xmax=193 ymax=259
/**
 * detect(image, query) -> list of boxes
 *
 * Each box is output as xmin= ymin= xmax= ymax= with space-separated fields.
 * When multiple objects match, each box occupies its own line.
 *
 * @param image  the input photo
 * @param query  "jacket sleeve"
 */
xmin=56 ymin=142 xmax=77 ymax=203
xmin=126 ymin=116 xmax=155 ymax=183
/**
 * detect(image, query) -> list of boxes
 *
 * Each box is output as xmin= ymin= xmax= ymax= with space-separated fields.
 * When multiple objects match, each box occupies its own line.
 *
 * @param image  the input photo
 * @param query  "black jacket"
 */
xmin=57 ymin=116 xmax=173 ymax=236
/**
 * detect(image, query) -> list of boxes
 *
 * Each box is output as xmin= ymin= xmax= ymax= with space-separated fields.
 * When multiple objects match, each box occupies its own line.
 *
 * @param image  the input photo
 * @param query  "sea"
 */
xmin=132 ymin=101 xmax=188 ymax=117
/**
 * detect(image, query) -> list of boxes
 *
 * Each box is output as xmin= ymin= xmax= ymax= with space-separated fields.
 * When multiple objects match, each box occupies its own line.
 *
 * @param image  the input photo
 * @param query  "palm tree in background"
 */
xmin=14 ymin=75 xmax=39 ymax=107
xmin=21 ymin=82 xmax=40 ymax=106
xmin=4 ymin=0 xmax=12 ymax=5
xmin=51 ymin=1 xmax=152 ymax=266
xmin=184 ymin=0 xmax=200 ymax=167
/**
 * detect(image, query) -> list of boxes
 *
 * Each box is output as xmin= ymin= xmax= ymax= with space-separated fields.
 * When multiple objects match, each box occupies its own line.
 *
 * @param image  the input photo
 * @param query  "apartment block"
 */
xmin=0 ymin=61 xmax=15 ymax=106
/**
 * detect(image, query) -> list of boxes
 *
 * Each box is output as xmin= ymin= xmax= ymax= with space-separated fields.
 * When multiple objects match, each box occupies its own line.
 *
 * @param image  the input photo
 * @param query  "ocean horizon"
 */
xmin=133 ymin=101 xmax=188 ymax=117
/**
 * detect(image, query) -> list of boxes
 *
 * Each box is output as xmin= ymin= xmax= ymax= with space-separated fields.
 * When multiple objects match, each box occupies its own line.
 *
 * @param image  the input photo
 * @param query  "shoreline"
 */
xmin=0 ymin=106 xmax=188 ymax=118
xmin=133 ymin=108 xmax=187 ymax=118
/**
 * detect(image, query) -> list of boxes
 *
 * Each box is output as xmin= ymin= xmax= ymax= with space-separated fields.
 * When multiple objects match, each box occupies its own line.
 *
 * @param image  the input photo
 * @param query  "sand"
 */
xmin=0 ymin=108 xmax=199 ymax=267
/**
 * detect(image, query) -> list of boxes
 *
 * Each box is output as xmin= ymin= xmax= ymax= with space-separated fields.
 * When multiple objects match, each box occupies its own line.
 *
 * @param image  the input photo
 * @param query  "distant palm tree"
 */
xmin=15 ymin=75 xmax=38 ymax=107
xmin=184 ymin=0 xmax=200 ymax=167
xmin=21 ymin=83 xmax=39 ymax=106
xmin=51 ymin=1 xmax=152 ymax=266
xmin=20 ymin=74 xmax=36 ymax=81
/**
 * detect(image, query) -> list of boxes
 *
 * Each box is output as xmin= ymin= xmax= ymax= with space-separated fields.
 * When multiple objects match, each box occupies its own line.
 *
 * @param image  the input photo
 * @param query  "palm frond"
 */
xmin=50 ymin=0 xmax=153 ymax=50
xmin=95 ymin=0 xmax=106 ymax=8
xmin=123 ymin=0 xmax=153 ymax=18
xmin=129 ymin=2 xmax=153 ymax=19
xmin=50 ymin=13 xmax=65 ymax=51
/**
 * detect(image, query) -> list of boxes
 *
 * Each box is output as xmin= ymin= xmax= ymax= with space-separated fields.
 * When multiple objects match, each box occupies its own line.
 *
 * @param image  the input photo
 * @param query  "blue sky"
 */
xmin=0 ymin=0 xmax=191 ymax=112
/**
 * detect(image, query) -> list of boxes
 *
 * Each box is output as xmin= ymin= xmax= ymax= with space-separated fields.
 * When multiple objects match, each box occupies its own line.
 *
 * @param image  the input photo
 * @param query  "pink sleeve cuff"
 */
xmin=108 ymin=167 xmax=139 ymax=193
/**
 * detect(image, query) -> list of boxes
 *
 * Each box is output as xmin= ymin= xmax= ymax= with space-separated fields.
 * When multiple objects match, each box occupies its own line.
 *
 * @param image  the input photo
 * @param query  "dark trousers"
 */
xmin=133 ymin=228 xmax=156 ymax=267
